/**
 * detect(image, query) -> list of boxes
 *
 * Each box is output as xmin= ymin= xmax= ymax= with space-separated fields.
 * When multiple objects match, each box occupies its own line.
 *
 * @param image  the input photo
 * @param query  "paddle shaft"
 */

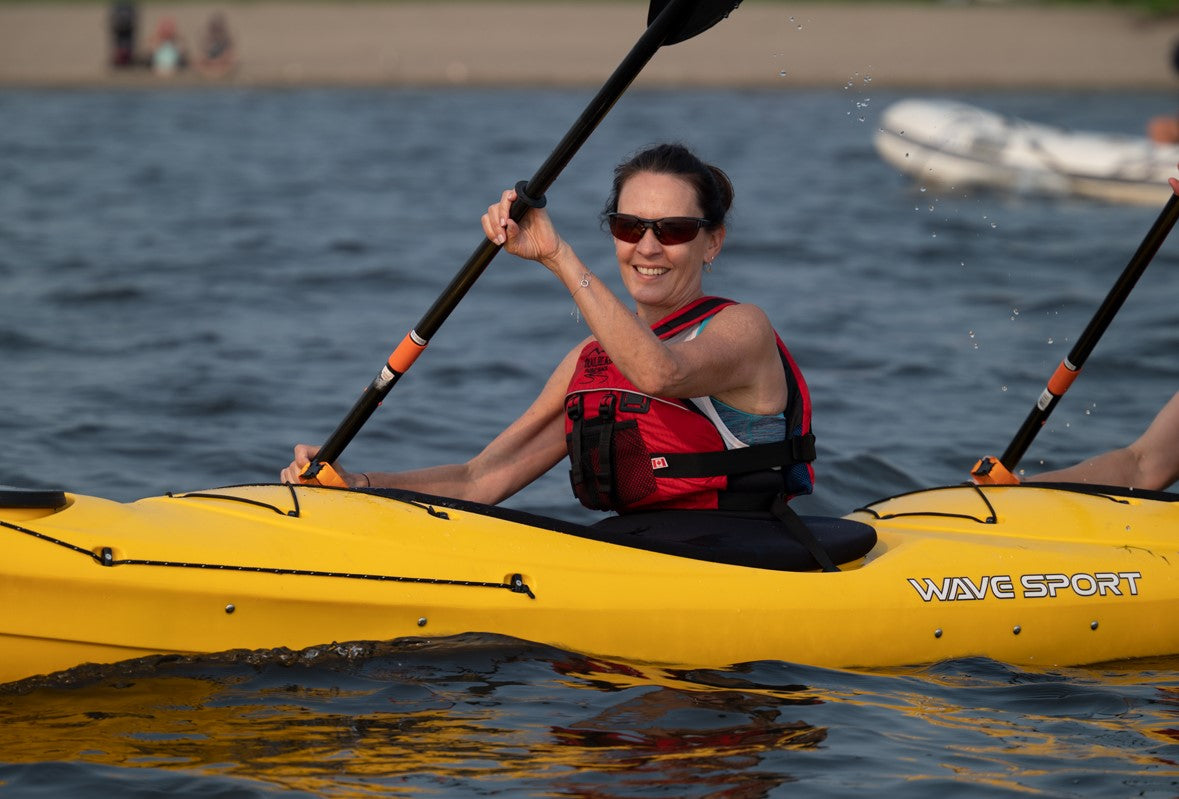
xmin=304 ymin=0 xmax=714 ymax=480
xmin=998 ymin=193 xmax=1179 ymax=471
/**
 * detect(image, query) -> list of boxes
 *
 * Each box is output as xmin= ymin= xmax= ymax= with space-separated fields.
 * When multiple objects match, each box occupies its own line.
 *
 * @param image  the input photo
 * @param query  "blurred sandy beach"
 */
xmin=2 ymin=1 xmax=1179 ymax=89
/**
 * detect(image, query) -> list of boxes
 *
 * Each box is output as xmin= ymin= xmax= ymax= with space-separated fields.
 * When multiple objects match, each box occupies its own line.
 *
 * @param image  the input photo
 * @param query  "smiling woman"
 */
xmin=283 ymin=142 xmax=825 ymax=555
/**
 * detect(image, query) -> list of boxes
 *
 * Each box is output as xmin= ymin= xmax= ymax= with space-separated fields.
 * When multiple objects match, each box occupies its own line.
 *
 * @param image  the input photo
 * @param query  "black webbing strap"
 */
xmin=566 ymin=395 xmax=585 ymax=489
xmin=594 ymin=395 xmax=617 ymax=502
xmin=772 ymin=494 xmax=839 ymax=572
xmin=651 ymin=433 xmax=816 ymax=478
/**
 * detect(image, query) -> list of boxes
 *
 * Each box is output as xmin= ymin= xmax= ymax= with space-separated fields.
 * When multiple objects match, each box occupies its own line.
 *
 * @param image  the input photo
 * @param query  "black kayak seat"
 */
xmin=586 ymin=510 xmax=877 ymax=572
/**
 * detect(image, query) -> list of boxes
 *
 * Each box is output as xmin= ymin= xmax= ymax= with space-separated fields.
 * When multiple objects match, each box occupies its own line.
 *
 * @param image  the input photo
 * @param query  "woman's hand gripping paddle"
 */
xmin=973 ymin=192 xmax=1179 ymax=485
xmin=301 ymin=0 xmax=743 ymax=486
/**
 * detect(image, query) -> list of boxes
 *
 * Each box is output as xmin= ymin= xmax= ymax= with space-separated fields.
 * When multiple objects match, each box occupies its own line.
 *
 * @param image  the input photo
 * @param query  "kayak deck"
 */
xmin=2 ymin=482 xmax=1178 ymax=683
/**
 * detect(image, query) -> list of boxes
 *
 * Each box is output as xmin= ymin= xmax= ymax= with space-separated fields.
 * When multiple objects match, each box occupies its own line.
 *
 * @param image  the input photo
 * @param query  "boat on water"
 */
xmin=874 ymin=98 xmax=1179 ymax=205
xmin=3 ymin=479 xmax=1176 ymax=684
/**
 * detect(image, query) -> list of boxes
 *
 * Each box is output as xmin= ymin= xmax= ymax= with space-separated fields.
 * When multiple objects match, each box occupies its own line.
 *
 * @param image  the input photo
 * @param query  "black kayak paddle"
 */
xmin=973 ymin=192 xmax=1179 ymax=484
xmin=302 ymin=0 xmax=742 ymax=485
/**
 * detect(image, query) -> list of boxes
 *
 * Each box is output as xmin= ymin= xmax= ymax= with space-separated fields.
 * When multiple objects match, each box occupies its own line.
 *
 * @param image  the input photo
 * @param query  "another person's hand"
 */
xmin=281 ymin=444 xmax=362 ymax=487
xmin=481 ymin=188 xmax=565 ymax=267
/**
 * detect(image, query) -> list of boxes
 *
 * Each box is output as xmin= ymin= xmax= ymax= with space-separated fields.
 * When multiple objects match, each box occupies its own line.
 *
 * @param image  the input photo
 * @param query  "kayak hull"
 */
xmin=874 ymin=98 xmax=1179 ymax=205
xmin=2 ymin=482 xmax=1177 ymax=683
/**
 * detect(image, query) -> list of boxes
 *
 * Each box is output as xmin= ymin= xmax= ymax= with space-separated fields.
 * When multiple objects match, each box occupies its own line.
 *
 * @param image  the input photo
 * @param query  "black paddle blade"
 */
xmin=649 ymin=0 xmax=742 ymax=46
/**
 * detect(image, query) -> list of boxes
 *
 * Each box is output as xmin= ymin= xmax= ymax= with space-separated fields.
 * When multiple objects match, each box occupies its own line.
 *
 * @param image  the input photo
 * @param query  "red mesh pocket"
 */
xmin=610 ymin=423 xmax=656 ymax=506
xmin=567 ymin=419 xmax=655 ymax=510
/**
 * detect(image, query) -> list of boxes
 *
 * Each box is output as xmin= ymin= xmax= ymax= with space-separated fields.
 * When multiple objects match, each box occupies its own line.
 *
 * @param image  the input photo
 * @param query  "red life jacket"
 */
xmin=563 ymin=296 xmax=815 ymax=513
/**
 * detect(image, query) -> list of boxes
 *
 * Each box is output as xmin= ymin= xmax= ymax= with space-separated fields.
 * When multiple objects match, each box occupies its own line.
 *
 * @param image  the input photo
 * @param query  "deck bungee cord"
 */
xmin=0 ymin=488 xmax=536 ymax=599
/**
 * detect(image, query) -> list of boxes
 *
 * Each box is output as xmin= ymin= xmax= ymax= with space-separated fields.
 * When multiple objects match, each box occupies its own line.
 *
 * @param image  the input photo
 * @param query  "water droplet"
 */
xmin=1001 ymin=385 xmax=1008 ymax=392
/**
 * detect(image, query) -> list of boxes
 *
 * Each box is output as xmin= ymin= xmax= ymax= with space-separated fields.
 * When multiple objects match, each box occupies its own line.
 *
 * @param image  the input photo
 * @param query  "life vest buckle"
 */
xmin=619 ymin=392 xmax=651 ymax=413
xmin=565 ymin=394 xmax=584 ymax=421
xmin=791 ymin=433 xmax=817 ymax=463
xmin=598 ymin=393 xmax=617 ymax=420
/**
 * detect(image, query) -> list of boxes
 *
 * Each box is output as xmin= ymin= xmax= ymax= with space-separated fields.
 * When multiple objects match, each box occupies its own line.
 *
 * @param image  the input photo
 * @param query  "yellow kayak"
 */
xmin=2 ymin=481 xmax=1176 ymax=684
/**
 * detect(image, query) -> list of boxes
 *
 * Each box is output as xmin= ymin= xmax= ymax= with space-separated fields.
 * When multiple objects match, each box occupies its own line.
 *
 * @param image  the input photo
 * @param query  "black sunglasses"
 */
xmin=607 ymin=213 xmax=710 ymax=246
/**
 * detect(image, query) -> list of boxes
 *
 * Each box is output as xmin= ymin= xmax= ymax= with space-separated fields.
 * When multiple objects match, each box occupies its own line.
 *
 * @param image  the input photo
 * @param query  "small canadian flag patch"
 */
xmin=651 ymin=456 xmax=669 ymax=470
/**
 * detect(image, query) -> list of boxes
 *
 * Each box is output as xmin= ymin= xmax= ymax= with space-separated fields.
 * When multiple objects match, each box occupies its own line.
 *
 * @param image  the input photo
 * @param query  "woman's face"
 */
xmin=613 ymin=171 xmax=724 ymax=320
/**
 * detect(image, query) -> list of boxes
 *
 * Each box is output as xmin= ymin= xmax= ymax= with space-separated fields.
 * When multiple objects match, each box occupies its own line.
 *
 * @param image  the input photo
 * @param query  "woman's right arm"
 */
xmin=282 ymin=343 xmax=585 ymax=505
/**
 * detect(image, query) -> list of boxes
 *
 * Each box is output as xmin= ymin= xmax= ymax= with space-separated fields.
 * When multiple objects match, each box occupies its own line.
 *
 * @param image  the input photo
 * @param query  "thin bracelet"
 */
xmin=359 ymin=472 xmax=371 ymax=488
xmin=572 ymin=271 xmax=592 ymax=296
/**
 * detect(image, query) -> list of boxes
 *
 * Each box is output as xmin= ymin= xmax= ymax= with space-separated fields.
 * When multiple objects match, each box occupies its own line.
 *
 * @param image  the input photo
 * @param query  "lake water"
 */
xmin=2 ymin=85 xmax=1179 ymax=796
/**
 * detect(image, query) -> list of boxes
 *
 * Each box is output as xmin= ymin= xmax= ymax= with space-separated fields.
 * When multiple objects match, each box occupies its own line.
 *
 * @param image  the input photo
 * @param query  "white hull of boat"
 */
xmin=874 ymin=99 xmax=1179 ymax=205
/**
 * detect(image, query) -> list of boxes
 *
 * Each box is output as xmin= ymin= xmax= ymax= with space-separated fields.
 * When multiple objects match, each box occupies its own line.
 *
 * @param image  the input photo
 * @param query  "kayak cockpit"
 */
xmin=360 ymin=487 xmax=877 ymax=572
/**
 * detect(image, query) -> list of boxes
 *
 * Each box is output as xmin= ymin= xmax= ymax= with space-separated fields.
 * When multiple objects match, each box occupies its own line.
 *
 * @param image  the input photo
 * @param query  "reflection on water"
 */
xmin=2 ymin=636 xmax=1179 ymax=796
xmin=0 ymin=637 xmax=824 ymax=797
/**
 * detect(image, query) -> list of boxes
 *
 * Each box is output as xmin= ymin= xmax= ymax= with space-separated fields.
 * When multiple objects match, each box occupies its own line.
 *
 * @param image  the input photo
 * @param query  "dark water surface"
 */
xmin=3 ymin=86 xmax=1179 ymax=796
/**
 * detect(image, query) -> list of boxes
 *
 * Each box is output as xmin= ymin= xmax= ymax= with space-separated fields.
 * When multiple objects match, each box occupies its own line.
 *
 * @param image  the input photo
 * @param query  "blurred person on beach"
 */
xmin=147 ymin=17 xmax=188 ymax=76
xmin=196 ymin=12 xmax=237 ymax=78
xmin=108 ymin=1 xmax=138 ymax=68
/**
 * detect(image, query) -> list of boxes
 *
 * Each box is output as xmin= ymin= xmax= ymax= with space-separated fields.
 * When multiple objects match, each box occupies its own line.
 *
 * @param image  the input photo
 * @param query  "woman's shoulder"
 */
xmin=709 ymin=300 xmax=775 ymax=333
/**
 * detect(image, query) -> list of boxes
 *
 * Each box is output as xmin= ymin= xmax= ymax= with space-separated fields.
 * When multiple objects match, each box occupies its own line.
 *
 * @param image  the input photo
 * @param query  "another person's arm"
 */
xmin=1035 ymin=392 xmax=1179 ymax=490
